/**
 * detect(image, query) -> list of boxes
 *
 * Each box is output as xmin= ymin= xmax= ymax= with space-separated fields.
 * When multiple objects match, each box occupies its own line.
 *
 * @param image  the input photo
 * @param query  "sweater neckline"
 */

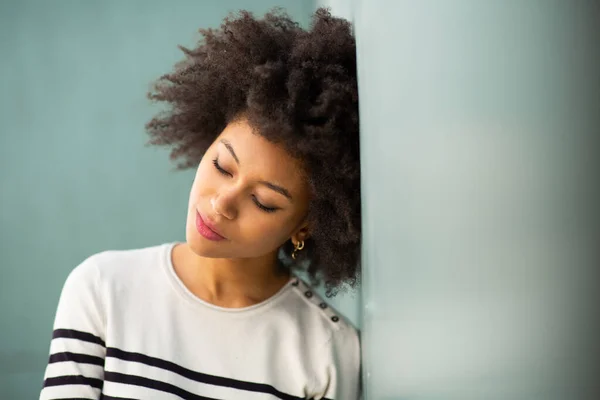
xmin=161 ymin=242 xmax=296 ymax=314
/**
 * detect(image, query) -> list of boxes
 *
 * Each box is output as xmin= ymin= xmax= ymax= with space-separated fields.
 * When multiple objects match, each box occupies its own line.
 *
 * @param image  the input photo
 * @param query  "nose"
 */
xmin=211 ymin=187 xmax=238 ymax=220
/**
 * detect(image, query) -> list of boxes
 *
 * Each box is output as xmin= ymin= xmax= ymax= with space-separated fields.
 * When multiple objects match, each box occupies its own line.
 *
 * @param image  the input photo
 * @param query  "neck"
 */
xmin=171 ymin=243 xmax=291 ymax=308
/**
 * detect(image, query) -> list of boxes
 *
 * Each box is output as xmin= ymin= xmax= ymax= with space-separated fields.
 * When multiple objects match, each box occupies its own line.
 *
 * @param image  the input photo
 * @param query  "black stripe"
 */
xmin=104 ymin=372 xmax=219 ymax=400
xmin=49 ymin=351 xmax=105 ymax=366
xmin=53 ymin=329 xmax=106 ymax=347
xmin=106 ymin=347 xmax=304 ymax=400
xmin=100 ymin=395 xmax=138 ymax=400
xmin=43 ymin=374 xmax=103 ymax=389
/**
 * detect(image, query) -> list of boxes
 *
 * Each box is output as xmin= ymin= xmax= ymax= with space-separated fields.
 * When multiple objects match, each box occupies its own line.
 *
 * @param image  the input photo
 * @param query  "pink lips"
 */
xmin=195 ymin=211 xmax=226 ymax=241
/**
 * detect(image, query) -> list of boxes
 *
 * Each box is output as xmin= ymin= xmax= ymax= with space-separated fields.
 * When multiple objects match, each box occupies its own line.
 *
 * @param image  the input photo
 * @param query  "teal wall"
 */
xmin=0 ymin=1 xmax=317 ymax=397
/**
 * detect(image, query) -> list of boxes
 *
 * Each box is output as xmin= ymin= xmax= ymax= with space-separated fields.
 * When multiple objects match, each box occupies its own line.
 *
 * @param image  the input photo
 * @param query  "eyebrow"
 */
xmin=219 ymin=139 xmax=293 ymax=202
xmin=259 ymin=180 xmax=293 ymax=201
xmin=220 ymin=139 xmax=240 ymax=165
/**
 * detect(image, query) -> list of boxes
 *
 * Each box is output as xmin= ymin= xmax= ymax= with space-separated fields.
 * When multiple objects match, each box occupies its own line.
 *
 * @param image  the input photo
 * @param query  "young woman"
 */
xmin=40 ymin=8 xmax=361 ymax=400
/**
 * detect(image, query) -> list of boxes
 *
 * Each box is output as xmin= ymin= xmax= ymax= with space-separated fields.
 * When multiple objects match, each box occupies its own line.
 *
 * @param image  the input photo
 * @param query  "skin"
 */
xmin=171 ymin=118 xmax=311 ymax=308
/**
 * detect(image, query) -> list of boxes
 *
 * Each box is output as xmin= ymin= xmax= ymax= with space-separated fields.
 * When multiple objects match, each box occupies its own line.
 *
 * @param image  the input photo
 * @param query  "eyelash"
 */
xmin=212 ymin=158 xmax=231 ymax=177
xmin=212 ymin=158 xmax=278 ymax=213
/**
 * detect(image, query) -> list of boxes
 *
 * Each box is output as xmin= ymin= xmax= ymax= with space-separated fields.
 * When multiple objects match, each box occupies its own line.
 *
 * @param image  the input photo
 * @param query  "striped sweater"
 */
xmin=40 ymin=243 xmax=361 ymax=399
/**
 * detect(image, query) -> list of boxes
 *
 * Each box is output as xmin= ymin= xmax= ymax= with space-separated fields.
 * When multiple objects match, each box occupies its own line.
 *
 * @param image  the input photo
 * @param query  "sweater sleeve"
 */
xmin=322 ymin=326 xmax=362 ymax=400
xmin=40 ymin=254 xmax=107 ymax=400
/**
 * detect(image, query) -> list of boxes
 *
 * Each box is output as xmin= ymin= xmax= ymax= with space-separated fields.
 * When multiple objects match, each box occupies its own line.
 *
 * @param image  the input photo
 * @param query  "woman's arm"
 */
xmin=322 ymin=325 xmax=362 ymax=400
xmin=40 ymin=255 xmax=106 ymax=400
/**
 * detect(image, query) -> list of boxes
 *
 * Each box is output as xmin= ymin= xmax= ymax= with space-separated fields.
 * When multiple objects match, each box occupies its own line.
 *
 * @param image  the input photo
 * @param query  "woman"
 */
xmin=40 ymin=8 xmax=361 ymax=400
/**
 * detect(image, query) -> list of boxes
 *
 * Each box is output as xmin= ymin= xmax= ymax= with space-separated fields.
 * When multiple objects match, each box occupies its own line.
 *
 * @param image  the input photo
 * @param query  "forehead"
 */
xmin=216 ymin=120 xmax=308 ymax=191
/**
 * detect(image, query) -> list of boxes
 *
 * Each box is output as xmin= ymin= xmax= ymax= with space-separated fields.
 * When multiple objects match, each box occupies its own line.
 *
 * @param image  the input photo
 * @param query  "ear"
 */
xmin=291 ymin=222 xmax=310 ymax=245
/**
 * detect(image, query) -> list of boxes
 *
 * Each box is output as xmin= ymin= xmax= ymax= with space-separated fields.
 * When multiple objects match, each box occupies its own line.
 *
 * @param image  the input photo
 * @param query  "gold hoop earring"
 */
xmin=291 ymin=240 xmax=305 ymax=260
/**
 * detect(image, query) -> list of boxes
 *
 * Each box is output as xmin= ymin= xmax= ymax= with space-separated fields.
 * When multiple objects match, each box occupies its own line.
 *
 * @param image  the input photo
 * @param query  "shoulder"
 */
xmin=66 ymin=243 xmax=172 ymax=288
xmin=285 ymin=277 xmax=360 ymax=350
xmin=282 ymin=277 xmax=361 ymax=397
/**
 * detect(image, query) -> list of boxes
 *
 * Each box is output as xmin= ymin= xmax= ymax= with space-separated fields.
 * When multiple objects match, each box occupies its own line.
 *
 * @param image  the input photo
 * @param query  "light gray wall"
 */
xmin=350 ymin=0 xmax=599 ymax=399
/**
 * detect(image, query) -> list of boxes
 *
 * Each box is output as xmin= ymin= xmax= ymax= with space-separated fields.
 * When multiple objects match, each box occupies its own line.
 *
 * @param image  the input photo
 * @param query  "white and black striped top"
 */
xmin=40 ymin=243 xmax=360 ymax=400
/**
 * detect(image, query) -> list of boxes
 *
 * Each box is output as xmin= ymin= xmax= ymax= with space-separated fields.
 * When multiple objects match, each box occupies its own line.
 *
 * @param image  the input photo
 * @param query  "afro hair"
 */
xmin=146 ymin=8 xmax=360 ymax=296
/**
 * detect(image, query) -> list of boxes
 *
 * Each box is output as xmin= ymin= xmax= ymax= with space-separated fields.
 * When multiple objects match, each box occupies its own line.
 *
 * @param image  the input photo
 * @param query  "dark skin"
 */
xmin=172 ymin=118 xmax=311 ymax=308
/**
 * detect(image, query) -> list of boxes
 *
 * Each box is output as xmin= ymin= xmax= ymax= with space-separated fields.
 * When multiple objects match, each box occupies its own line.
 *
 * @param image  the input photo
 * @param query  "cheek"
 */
xmin=236 ymin=214 xmax=296 ymax=251
xmin=190 ymin=160 xmax=214 ymax=197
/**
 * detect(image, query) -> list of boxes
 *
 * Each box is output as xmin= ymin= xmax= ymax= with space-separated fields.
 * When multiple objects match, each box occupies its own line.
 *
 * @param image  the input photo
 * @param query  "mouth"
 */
xmin=195 ymin=211 xmax=226 ymax=241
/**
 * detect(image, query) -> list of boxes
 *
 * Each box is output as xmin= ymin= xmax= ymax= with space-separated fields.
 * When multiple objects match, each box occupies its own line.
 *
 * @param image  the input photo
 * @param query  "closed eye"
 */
xmin=252 ymin=196 xmax=278 ymax=213
xmin=212 ymin=158 xmax=232 ymax=177
xmin=213 ymin=158 xmax=279 ymax=213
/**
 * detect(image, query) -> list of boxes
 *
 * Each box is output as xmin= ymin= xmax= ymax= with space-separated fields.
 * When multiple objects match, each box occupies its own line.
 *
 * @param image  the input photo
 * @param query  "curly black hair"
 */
xmin=146 ymin=8 xmax=360 ymax=296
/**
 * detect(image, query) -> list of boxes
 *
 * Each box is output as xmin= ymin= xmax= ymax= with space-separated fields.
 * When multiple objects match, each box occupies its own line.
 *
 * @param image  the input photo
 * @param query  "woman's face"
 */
xmin=185 ymin=118 xmax=311 ymax=260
